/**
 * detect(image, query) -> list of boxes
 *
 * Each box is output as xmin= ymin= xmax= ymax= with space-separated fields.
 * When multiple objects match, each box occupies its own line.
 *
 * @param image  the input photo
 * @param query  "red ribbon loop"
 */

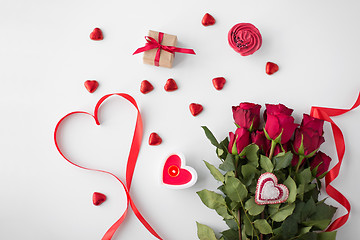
xmin=54 ymin=93 xmax=162 ymax=240
xmin=310 ymin=92 xmax=360 ymax=232
xmin=133 ymin=31 xmax=196 ymax=66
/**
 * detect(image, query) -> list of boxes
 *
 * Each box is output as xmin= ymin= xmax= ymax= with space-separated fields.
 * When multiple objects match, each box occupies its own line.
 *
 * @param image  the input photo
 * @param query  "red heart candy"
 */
xmin=255 ymin=173 xmax=289 ymax=205
xmin=149 ymin=132 xmax=162 ymax=146
xmin=140 ymin=80 xmax=154 ymax=94
xmin=189 ymin=103 xmax=203 ymax=116
xmin=164 ymin=78 xmax=178 ymax=92
xmin=212 ymin=77 xmax=226 ymax=90
xmin=92 ymin=192 xmax=107 ymax=206
xmin=84 ymin=80 xmax=99 ymax=93
xmin=90 ymin=28 xmax=103 ymax=41
xmin=266 ymin=62 xmax=279 ymax=75
xmin=162 ymin=154 xmax=197 ymax=188
xmin=202 ymin=13 xmax=216 ymax=26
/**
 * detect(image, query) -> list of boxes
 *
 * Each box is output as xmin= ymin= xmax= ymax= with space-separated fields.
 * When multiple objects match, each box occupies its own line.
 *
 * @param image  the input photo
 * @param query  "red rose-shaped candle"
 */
xmin=232 ymin=102 xmax=261 ymax=131
xmin=228 ymin=128 xmax=250 ymax=154
xmin=228 ymin=23 xmax=262 ymax=56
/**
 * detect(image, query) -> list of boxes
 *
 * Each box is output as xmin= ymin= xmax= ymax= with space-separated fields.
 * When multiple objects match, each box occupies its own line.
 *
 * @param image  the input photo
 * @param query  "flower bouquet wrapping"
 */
xmin=197 ymin=103 xmax=338 ymax=240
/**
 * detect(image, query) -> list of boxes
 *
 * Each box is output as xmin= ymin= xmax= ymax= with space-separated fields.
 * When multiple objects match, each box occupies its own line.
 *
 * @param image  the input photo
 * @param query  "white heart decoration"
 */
xmin=255 ymin=172 xmax=289 ymax=205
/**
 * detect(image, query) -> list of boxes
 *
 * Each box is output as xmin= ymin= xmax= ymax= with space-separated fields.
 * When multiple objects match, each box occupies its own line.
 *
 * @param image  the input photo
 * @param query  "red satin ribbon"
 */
xmin=54 ymin=93 xmax=163 ymax=240
xmin=133 ymin=32 xmax=196 ymax=66
xmin=310 ymin=92 xmax=360 ymax=232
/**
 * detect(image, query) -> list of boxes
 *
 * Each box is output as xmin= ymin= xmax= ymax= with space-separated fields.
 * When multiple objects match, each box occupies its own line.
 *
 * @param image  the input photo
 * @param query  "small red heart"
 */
xmin=92 ymin=192 xmax=107 ymax=206
xmin=149 ymin=132 xmax=162 ymax=146
xmin=84 ymin=80 xmax=99 ymax=93
xmin=212 ymin=77 xmax=226 ymax=90
xmin=90 ymin=28 xmax=103 ymax=41
xmin=266 ymin=62 xmax=279 ymax=75
xmin=189 ymin=103 xmax=203 ymax=116
xmin=202 ymin=13 xmax=216 ymax=26
xmin=164 ymin=78 xmax=178 ymax=92
xmin=140 ymin=80 xmax=154 ymax=94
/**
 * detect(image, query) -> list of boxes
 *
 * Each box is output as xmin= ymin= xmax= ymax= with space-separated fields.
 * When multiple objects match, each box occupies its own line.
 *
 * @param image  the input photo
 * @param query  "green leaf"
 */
xmin=241 ymin=164 xmax=258 ymax=186
xmin=297 ymin=184 xmax=305 ymax=201
xmin=241 ymin=144 xmax=259 ymax=167
xmin=270 ymin=203 xmax=296 ymax=222
xmin=221 ymin=229 xmax=239 ymax=240
xmin=281 ymin=216 xmax=298 ymax=239
xmin=215 ymin=205 xmax=233 ymax=220
xmin=245 ymin=197 xmax=265 ymax=216
xmin=204 ymin=161 xmax=224 ymax=183
xmin=273 ymin=151 xmax=293 ymax=171
xmin=298 ymin=232 xmax=317 ymax=240
xmin=301 ymin=198 xmax=316 ymax=222
xmin=197 ymin=189 xmax=226 ymax=209
xmin=317 ymin=231 xmax=337 ymax=240
xmin=299 ymin=226 xmax=312 ymax=235
xmin=202 ymin=126 xmax=220 ymax=147
xmin=196 ymin=222 xmax=218 ymax=240
xmin=303 ymin=219 xmax=332 ymax=230
xmin=283 ymin=176 xmax=297 ymax=203
xmin=297 ymin=167 xmax=312 ymax=184
xmin=219 ymin=154 xmax=235 ymax=171
xmin=243 ymin=213 xmax=254 ymax=236
xmin=217 ymin=148 xmax=224 ymax=158
xmin=225 ymin=219 xmax=238 ymax=230
xmin=254 ymin=219 xmax=273 ymax=234
xmin=223 ymin=176 xmax=248 ymax=202
xmin=311 ymin=201 xmax=337 ymax=222
xmin=260 ymin=155 xmax=273 ymax=172
xmin=268 ymin=203 xmax=281 ymax=216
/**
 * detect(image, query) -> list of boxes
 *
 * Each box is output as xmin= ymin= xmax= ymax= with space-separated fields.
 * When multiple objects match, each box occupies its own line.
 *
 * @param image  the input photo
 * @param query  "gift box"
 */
xmin=144 ymin=30 xmax=177 ymax=68
xmin=133 ymin=30 xmax=195 ymax=68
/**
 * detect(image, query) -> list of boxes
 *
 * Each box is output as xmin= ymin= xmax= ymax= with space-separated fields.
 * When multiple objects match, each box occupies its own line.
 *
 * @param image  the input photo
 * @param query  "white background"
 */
xmin=1 ymin=0 xmax=359 ymax=239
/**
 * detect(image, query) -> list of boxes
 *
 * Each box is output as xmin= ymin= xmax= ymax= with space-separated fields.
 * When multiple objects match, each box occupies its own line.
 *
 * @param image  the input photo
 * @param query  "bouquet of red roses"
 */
xmin=197 ymin=103 xmax=337 ymax=240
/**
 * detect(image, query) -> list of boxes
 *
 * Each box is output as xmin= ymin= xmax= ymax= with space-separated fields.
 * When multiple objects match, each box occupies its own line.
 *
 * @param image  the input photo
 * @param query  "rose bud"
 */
xmin=228 ymin=127 xmax=250 ymax=154
xmin=264 ymin=113 xmax=298 ymax=144
xmin=293 ymin=127 xmax=325 ymax=158
xmin=310 ymin=151 xmax=332 ymax=177
xmin=251 ymin=130 xmax=270 ymax=153
xmin=264 ymin=103 xmax=294 ymax=122
xmin=301 ymin=114 xmax=324 ymax=136
xmin=232 ymin=102 xmax=261 ymax=131
xmin=291 ymin=153 xmax=306 ymax=167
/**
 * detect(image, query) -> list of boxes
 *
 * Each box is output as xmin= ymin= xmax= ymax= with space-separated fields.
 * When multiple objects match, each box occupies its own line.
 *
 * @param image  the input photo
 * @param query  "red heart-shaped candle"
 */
xmin=92 ymin=192 xmax=107 ymax=206
xmin=90 ymin=28 xmax=103 ymax=41
xmin=189 ymin=103 xmax=203 ymax=116
xmin=212 ymin=77 xmax=226 ymax=90
xmin=162 ymin=154 xmax=197 ymax=189
xmin=266 ymin=62 xmax=279 ymax=75
xmin=84 ymin=80 xmax=99 ymax=93
xmin=140 ymin=80 xmax=154 ymax=94
xmin=164 ymin=78 xmax=178 ymax=92
xmin=255 ymin=172 xmax=289 ymax=205
xmin=202 ymin=13 xmax=216 ymax=26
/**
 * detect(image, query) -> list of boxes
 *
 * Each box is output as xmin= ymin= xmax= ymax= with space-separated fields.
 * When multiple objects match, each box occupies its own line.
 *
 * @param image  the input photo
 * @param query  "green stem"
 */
xmin=295 ymin=155 xmax=305 ymax=173
xmin=269 ymin=140 xmax=277 ymax=161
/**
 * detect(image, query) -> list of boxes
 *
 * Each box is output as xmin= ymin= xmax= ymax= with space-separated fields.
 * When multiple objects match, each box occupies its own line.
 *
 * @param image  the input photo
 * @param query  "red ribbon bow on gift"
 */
xmin=133 ymin=32 xmax=196 ymax=66
xmin=310 ymin=92 xmax=360 ymax=232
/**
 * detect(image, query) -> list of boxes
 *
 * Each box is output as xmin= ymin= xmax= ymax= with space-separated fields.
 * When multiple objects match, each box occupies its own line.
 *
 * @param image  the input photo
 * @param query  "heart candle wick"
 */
xmin=168 ymin=165 xmax=180 ymax=177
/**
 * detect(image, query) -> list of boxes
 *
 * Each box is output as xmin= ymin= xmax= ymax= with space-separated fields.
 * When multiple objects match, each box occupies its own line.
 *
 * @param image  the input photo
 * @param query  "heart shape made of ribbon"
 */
xmin=54 ymin=93 xmax=162 ymax=240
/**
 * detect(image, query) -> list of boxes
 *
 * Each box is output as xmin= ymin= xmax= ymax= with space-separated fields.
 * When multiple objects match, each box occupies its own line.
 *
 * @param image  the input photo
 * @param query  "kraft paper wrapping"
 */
xmin=143 ymin=30 xmax=178 ymax=68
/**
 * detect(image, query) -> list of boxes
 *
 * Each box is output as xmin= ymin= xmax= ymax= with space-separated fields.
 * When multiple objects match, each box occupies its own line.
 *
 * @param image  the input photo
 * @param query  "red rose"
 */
xmin=266 ymin=103 xmax=293 ymax=116
xmin=232 ymin=102 xmax=261 ymax=131
xmin=228 ymin=127 xmax=250 ymax=154
xmin=293 ymin=128 xmax=325 ymax=157
xmin=310 ymin=151 xmax=332 ymax=177
xmin=301 ymin=114 xmax=324 ymax=136
xmin=264 ymin=113 xmax=298 ymax=144
xmin=251 ymin=130 xmax=270 ymax=153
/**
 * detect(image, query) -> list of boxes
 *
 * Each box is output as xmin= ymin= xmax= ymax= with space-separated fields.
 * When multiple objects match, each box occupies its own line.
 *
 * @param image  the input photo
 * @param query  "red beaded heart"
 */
xmin=255 ymin=172 xmax=289 ymax=205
